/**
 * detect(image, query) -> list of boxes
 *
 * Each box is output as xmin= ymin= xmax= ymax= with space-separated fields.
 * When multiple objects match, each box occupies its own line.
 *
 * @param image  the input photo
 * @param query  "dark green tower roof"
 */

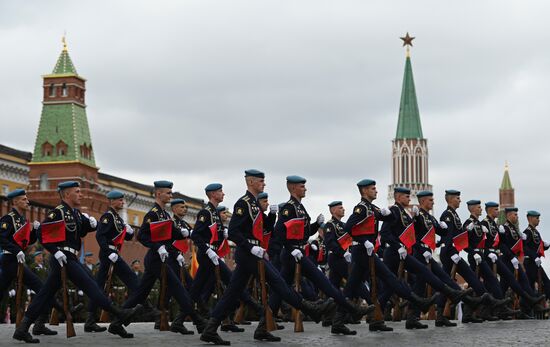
xmin=395 ymin=54 xmax=423 ymax=139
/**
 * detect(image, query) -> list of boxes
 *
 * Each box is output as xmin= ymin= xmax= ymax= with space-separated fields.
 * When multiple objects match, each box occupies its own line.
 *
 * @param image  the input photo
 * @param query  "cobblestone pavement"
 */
xmin=2 ymin=320 xmax=550 ymax=346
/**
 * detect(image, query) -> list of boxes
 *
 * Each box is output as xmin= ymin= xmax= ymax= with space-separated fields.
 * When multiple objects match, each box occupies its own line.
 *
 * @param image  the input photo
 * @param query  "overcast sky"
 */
xmin=1 ymin=1 xmax=550 ymax=238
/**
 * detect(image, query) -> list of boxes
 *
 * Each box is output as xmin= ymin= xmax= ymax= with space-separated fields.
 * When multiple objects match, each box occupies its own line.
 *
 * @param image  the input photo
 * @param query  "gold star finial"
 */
xmin=505 ymin=161 xmax=509 ymax=171
xmin=62 ymin=32 xmax=68 ymax=52
xmin=400 ymin=32 xmax=415 ymax=57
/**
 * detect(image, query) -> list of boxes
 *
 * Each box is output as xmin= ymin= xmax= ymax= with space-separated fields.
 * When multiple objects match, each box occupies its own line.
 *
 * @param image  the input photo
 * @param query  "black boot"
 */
xmin=32 ymin=313 xmax=58 ymax=336
xmin=170 ymin=312 xmax=194 ymax=335
xmin=221 ymin=320 xmax=245 ymax=333
xmin=461 ymin=294 xmax=486 ymax=309
xmin=331 ymin=309 xmax=357 ymax=335
xmin=200 ymin=317 xmax=231 ymax=345
xmin=525 ymin=293 xmax=545 ymax=307
xmin=84 ymin=312 xmax=107 ymax=333
xmin=405 ymin=310 xmax=428 ymax=330
xmin=435 ymin=306 xmax=456 ymax=327
xmin=108 ymin=304 xmax=143 ymax=338
xmin=441 ymin=285 xmax=472 ymax=305
xmin=484 ymin=293 xmax=511 ymax=308
xmin=348 ymin=301 xmax=375 ymax=322
xmin=300 ymin=299 xmax=333 ymax=323
xmin=254 ymin=316 xmax=281 ymax=341
xmin=409 ymin=293 xmax=437 ymax=313
xmin=13 ymin=317 xmax=40 ymax=343
xmin=190 ymin=311 xmax=207 ymax=334
xmin=478 ymin=304 xmax=499 ymax=321
xmin=368 ymin=320 xmax=393 ymax=332
xmin=461 ymin=304 xmax=483 ymax=323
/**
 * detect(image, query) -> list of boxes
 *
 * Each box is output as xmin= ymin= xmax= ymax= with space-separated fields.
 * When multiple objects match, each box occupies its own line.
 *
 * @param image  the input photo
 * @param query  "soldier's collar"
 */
xmin=469 ymin=214 xmax=479 ymax=221
xmin=245 ymin=190 xmax=256 ymax=200
xmin=419 ymin=208 xmax=429 ymax=214
xmin=528 ymin=224 xmax=537 ymax=230
xmin=109 ymin=207 xmax=120 ymax=215
xmin=10 ymin=208 xmax=22 ymax=218
xmin=446 ymin=206 xmax=456 ymax=213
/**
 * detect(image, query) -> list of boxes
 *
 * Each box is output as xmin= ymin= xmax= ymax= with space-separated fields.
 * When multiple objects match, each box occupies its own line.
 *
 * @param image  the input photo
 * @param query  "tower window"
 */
xmin=56 ymin=140 xmax=68 ymax=156
xmin=39 ymin=174 xmax=48 ymax=191
xmin=41 ymin=142 xmax=53 ymax=157
xmin=62 ymin=83 xmax=68 ymax=97
xmin=49 ymin=84 xmax=56 ymax=97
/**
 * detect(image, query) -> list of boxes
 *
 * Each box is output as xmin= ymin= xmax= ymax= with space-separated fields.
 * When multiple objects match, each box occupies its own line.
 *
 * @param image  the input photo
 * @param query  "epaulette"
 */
xmin=243 ymin=196 xmax=250 ymax=202
xmin=152 ymin=207 xmax=158 ymax=212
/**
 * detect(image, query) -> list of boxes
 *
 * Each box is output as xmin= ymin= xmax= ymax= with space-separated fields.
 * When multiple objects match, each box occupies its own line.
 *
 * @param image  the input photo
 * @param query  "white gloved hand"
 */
xmin=488 ymin=253 xmax=498 ymax=263
xmin=535 ymin=257 xmax=542 ymax=267
xmin=482 ymin=226 xmax=489 ymax=234
xmin=364 ymin=240 xmax=374 ymax=256
xmin=473 ymin=253 xmax=482 ymax=265
xmin=291 ymin=249 xmax=303 ymax=262
xmin=310 ymin=244 xmax=318 ymax=251
xmin=125 ymin=224 xmax=134 ymax=235
xmin=16 ymin=251 xmax=25 ymax=264
xmin=180 ymin=228 xmax=190 ymax=238
xmin=77 ymin=290 xmax=84 ymax=296
xmin=411 ymin=205 xmax=419 ymax=216
xmin=206 ymin=248 xmax=220 ymax=265
xmin=54 ymin=250 xmax=67 ymax=267
xmin=439 ymin=221 xmax=448 ymax=229
xmin=89 ymin=216 xmax=97 ymax=228
xmin=423 ymin=250 xmax=432 ymax=263
xmin=398 ymin=246 xmax=407 ymax=260
xmin=545 ymin=241 xmax=550 ymax=248
xmin=381 ymin=207 xmax=391 ymax=216
xmin=108 ymin=252 xmax=119 ymax=263
xmin=499 ymin=225 xmax=506 ymax=234
xmin=451 ymin=253 xmax=461 ymax=264
xmin=177 ymin=254 xmax=185 ymax=267
xmin=269 ymin=204 xmax=278 ymax=214
xmin=33 ymin=220 xmax=40 ymax=230
xmin=223 ymin=228 xmax=228 ymax=239
xmin=157 ymin=245 xmax=169 ymax=262
xmin=8 ymin=289 xmax=16 ymax=297
xmin=344 ymin=251 xmax=352 ymax=263
xmin=316 ymin=214 xmax=325 ymax=224
xmin=511 ymin=257 xmax=519 ymax=269
xmin=467 ymin=223 xmax=475 ymax=231
xmin=521 ymin=232 xmax=527 ymax=240
xmin=250 ymin=246 xmax=266 ymax=259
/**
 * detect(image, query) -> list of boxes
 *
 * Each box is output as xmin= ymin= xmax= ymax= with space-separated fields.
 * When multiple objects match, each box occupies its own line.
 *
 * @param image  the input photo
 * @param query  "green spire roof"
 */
xmin=395 ymin=56 xmax=423 ymax=139
xmin=500 ymin=164 xmax=513 ymax=190
xmin=51 ymin=48 xmax=77 ymax=75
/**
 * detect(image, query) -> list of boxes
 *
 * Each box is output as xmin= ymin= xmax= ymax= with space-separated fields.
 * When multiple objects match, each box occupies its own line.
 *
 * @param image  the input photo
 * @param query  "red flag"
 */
xmin=453 ymin=231 xmax=469 ymax=252
xmin=13 ymin=223 xmax=31 ymax=250
xmin=252 ymin=213 xmax=264 ymax=241
xmin=317 ymin=245 xmax=325 ymax=263
xmin=492 ymin=233 xmax=500 ymax=248
xmin=172 ymin=239 xmax=189 ymax=253
xmin=511 ymin=239 xmax=524 ymax=257
xmin=476 ymin=233 xmax=486 ymax=249
xmin=399 ymin=223 xmax=416 ymax=253
xmin=261 ymin=231 xmax=271 ymax=249
xmin=284 ymin=218 xmax=305 ymax=240
xmin=421 ymin=226 xmax=436 ymax=251
xmin=337 ymin=233 xmax=353 ymax=250
xmin=538 ymin=240 xmax=545 ymax=257
xmin=209 ymin=223 xmax=219 ymax=244
xmin=374 ymin=234 xmax=382 ymax=253
xmin=112 ymin=227 xmax=127 ymax=251
xmin=351 ymin=215 xmax=375 ymax=236
xmin=41 ymin=220 xmax=66 ymax=244
xmin=150 ymin=220 xmax=172 ymax=242
xmin=217 ymin=238 xmax=230 ymax=257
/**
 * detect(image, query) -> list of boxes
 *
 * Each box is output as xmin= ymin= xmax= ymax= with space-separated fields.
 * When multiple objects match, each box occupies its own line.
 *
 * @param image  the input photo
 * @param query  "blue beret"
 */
xmin=57 ymin=181 xmax=79 ymax=191
xmin=505 ymin=207 xmax=518 ymax=213
xmin=394 ymin=187 xmax=411 ymax=194
xmin=32 ymin=251 xmax=43 ymax=257
xmin=205 ymin=183 xmax=223 ymax=192
xmin=286 ymin=175 xmax=306 ymax=184
xmin=257 ymin=192 xmax=268 ymax=200
xmin=7 ymin=189 xmax=26 ymax=199
xmin=84 ymin=252 xmax=93 ymax=257
xmin=467 ymin=200 xmax=481 ymax=206
xmin=154 ymin=180 xmax=173 ymax=189
xmin=485 ymin=201 xmax=499 ymax=208
xmin=445 ymin=189 xmax=461 ymax=196
xmin=328 ymin=201 xmax=342 ymax=208
xmin=527 ymin=210 xmax=541 ymax=217
xmin=106 ymin=190 xmax=124 ymax=200
xmin=245 ymin=169 xmax=265 ymax=178
xmin=357 ymin=179 xmax=376 ymax=187
xmin=216 ymin=205 xmax=228 ymax=212
xmin=416 ymin=190 xmax=433 ymax=198
xmin=170 ymin=198 xmax=186 ymax=207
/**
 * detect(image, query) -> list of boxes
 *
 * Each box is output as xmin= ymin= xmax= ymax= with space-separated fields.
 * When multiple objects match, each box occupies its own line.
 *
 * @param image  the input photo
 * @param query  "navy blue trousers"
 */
xmin=523 ymin=258 xmax=550 ymax=298
xmin=440 ymin=246 xmax=487 ymax=296
xmin=467 ymin=253 xmax=504 ymax=299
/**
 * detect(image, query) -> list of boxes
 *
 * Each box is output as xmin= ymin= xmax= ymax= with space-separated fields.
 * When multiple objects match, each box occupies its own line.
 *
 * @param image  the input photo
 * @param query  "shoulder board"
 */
xmin=243 ymin=196 xmax=250 ymax=202
xmin=151 ymin=207 xmax=158 ymax=212
xmin=8 ymin=211 xmax=15 ymax=217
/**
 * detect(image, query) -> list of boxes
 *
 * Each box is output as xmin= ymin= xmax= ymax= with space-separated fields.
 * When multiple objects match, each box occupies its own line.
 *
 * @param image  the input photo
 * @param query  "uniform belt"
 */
xmin=108 ymin=245 xmax=118 ymax=251
xmin=61 ymin=247 xmax=78 ymax=255
xmin=487 ymin=248 xmax=497 ymax=252
xmin=2 ymin=250 xmax=12 ymax=255
xmin=351 ymin=241 xmax=360 ymax=246
xmin=247 ymin=239 xmax=260 ymax=246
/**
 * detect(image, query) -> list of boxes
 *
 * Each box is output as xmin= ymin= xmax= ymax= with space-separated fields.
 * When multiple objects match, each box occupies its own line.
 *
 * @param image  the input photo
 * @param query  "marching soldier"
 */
xmin=0 ymin=189 xmax=58 ymax=337
xmin=13 ymin=182 xmax=141 ymax=343
xmin=114 ymin=180 xmax=204 ymax=336
xmin=201 ymin=170 xmax=330 ymax=345
xmin=523 ymin=211 xmax=550 ymax=298
xmin=85 ymin=190 xmax=139 ymax=333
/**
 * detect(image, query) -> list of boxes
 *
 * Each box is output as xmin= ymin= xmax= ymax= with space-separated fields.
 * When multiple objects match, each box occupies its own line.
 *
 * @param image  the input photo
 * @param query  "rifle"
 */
xmin=369 ymin=255 xmax=384 ymax=322
xmin=426 ymin=262 xmax=436 ymax=320
xmin=392 ymin=260 xmax=405 ymax=321
xmin=159 ymin=262 xmax=170 ymax=331
xmin=214 ymin=265 xmax=231 ymax=325
xmin=233 ymin=276 xmax=253 ymax=324
xmin=258 ymin=260 xmax=277 ymax=331
xmin=99 ymin=263 xmax=115 ymax=322
xmin=15 ymin=263 xmax=25 ymax=327
xmin=179 ymin=264 xmax=187 ymax=287
xmin=443 ymin=263 xmax=457 ymax=318
xmin=292 ymin=262 xmax=304 ymax=332
xmin=513 ymin=267 xmax=520 ymax=317
xmin=537 ymin=267 xmax=547 ymax=319
xmin=61 ymin=266 xmax=76 ymax=338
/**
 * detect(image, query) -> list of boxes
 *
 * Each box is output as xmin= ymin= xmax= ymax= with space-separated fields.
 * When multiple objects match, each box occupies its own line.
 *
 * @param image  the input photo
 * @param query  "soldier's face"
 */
xmin=470 ymin=205 xmax=482 ymax=217
xmin=172 ymin=204 xmax=187 ymax=217
xmin=487 ymin=207 xmax=499 ymax=218
xmin=259 ymin=199 xmax=268 ymax=211
xmin=35 ymin=254 xmax=43 ymax=264
xmin=395 ymin=193 xmax=411 ymax=206
xmin=111 ymin=198 xmax=124 ymax=211
xmin=295 ymin=183 xmax=307 ymax=198
xmin=331 ymin=205 xmax=345 ymax=219
xmin=156 ymin=188 xmax=173 ymax=204
xmin=249 ymin=178 xmax=266 ymax=194
xmin=508 ymin=212 xmax=518 ymax=224
xmin=419 ymin=197 xmax=433 ymax=210
xmin=220 ymin=210 xmax=229 ymax=222
xmin=132 ymin=262 xmax=141 ymax=271
xmin=13 ymin=195 xmax=30 ymax=211
xmin=447 ymin=195 xmax=460 ymax=209
xmin=85 ymin=256 xmax=93 ymax=264
xmin=65 ymin=187 xmax=82 ymax=206
xmin=528 ymin=216 xmax=540 ymax=227
xmin=211 ymin=189 xmax=224 ymax=203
